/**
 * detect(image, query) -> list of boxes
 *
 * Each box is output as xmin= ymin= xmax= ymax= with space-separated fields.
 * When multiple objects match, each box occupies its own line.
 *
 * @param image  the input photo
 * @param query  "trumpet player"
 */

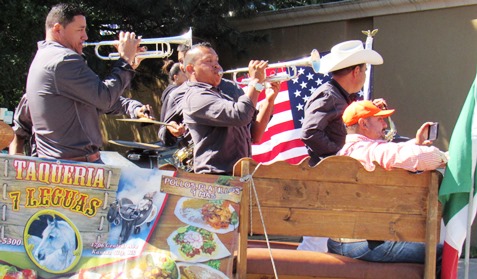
xmin=177 ymin=42 xmax=279 ymax=174
xmin=159 ymin=43 xmax=279 ymax=151
xmin=25 ymin=3 xmax=152 ymax=162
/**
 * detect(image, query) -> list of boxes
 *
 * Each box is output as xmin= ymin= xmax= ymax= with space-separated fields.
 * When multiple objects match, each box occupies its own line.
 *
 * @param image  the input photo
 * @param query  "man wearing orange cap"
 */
xmin=326 ymin=100 xmax=446 ymax=276
xmin=338 ymin=100 xmax=447 ymax=171
xmin=301 ymin=40 xmax=384 ymax=166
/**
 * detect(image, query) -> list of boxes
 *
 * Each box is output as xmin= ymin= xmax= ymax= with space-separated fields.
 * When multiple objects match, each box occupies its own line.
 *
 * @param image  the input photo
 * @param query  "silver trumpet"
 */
xmin=223 ymin=49 xmax=320 ymax=85
xmin=83 ymin=28 xmax=192 ymax=60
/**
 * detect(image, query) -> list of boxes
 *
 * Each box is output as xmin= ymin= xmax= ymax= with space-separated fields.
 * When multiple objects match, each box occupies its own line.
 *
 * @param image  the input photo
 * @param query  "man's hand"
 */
xmin=415 ymin=122 xmax=435 ymax=145
xmin=264 ymin=81 xmax=281 ymax=102
xmin=136 ymin=104 xmax=155 ymax=119
xmin=117 ymin=31 xmax=142 ymax=67
xmin=132 ymin=46 xmax=147 ymax=69
xmin=372 ymin=98 xmax=388 ymax=110
xmin=248 ymin=60 xmax=268 ymax=84
xmin=166 ymin=121 xmax=185 ymax=137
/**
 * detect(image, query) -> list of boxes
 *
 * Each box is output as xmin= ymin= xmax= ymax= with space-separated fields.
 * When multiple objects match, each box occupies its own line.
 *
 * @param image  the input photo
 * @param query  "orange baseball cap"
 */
xmin=342 ymin=100 xmax=395 ymax=126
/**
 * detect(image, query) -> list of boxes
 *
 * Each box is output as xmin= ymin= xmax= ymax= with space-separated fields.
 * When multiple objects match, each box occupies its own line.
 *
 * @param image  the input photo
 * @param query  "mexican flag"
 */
xmin=439 ymin=72 xmax=477 ymax=279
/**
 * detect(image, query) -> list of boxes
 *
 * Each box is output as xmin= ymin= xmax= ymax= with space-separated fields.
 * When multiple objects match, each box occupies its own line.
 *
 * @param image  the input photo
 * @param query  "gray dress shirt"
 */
xmin=26 ymin=40 xmax=138 ymax=159
xmin=182 ymin=81 xmax=256 ymax=174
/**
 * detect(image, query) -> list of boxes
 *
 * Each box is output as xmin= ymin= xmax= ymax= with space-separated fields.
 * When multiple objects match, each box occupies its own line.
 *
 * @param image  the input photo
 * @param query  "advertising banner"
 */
xmin=0 ymin=154 xmax=243 ymax=279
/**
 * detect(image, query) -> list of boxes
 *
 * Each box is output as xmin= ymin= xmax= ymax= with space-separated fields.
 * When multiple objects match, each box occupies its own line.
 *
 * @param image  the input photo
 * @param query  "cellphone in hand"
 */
xmin=427 ymin=122 xmax=439 ymax=141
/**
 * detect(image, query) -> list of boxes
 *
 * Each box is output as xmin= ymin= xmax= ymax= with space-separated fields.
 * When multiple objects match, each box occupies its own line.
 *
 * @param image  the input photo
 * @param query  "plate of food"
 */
xmin=71 ymin=251 xmax=179 ymax=279
xmin=174 ymin=197 xmax=239 ymax=233
xmin=167 ymin=225 xmax=231 ymax=263
xmin=177 ymin=262 xmax=229 ymax=279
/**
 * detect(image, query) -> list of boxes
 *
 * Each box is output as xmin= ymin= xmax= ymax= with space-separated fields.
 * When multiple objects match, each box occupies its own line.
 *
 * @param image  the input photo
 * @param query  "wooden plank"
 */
xmin=247 ymin=207 xmax=427 ymax=242
xmin=249 ymin=178 xmax=429 ymax=215
xmin=247 ymin=274 xmax=347 ymax=279
xmin=0 ymin=207 xmax=110 ymax=230
xmin=1 ymin=156 xmax=122 ymax=188
xmin=238 ymin=160 xmax=251 ymax=279
xmin=0 ymin=224 xmax=109 ymax=249
xmin=424 ymin=172 xmax=440 ymax=279
xmin=233 ymin=157 xmax=432 ymax=187
xmin=233 ymin=157 xmax=443 ymax=278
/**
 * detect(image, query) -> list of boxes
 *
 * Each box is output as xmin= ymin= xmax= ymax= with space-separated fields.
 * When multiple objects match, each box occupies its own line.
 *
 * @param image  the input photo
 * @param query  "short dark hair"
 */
xmin=183 ymin=42 xmax=214 ymax=66
xmin=45 ymin=3 xmax=85 ymax=30
xmin=331 ymin=63 xmax=365 ymax=77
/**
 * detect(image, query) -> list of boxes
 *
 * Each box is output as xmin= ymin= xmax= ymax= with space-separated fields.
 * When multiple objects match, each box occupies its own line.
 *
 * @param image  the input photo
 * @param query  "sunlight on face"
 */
xmin=358 ymin=65 xmax=367 ymax=88
xmin=59 ymin=15 xmax=88 ymax=55
xmin=364 ymin=116 xmax=388 ymax=140
xmin=192 ymin=47 xmax=223 ymax=87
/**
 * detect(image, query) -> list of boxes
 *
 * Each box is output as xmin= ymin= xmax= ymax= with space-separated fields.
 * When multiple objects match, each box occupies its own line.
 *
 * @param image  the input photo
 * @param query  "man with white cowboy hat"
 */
xmin=301 ymin=40 xmax=383 ymax=166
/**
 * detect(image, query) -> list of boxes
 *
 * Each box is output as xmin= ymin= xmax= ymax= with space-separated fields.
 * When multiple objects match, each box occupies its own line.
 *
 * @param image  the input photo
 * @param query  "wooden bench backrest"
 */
xmin=233 ymin=156 xmax=442 ymax=279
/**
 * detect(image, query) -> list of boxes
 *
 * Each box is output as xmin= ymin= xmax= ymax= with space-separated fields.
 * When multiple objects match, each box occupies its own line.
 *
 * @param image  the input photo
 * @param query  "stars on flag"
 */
xmin=288 ymin=66 xmax=332 ymax=129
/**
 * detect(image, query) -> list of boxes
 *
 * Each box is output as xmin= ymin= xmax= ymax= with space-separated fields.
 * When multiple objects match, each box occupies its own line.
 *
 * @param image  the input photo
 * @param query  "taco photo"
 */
xmin=167 ymin=225 xmax=231 ymax=262
xmin=174 ymin=198 xmax=239 ymax=234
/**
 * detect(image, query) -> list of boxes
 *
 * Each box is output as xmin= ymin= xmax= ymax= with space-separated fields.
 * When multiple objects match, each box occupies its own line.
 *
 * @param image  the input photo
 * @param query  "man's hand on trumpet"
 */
xmin=131 ymin=45 xmax=148 ymax=70
xmin=248 ymin=60 xmax=268 ymax=84
xmin=265 ymin=81 xmax=281 ymax=103
xmin=117 ymin=31 xmax=142 ymax=68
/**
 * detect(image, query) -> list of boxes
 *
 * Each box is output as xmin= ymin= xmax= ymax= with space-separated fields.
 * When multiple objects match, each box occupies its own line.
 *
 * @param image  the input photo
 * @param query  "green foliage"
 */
xmin=0 ymin=0 xmax=348 ymax=109
xmin=0 ymin=0 xmax=53 ymax=109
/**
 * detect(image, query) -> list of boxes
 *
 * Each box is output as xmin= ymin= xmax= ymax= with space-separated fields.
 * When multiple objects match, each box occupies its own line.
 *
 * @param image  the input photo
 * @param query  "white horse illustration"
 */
xmin=33 ymin=218 xmax=76 ymax=271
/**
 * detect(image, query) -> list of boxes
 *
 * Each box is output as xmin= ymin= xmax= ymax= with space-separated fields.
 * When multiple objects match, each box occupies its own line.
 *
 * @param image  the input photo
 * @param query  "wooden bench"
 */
xmin=233 ymin=156 xmax=442 ymax=279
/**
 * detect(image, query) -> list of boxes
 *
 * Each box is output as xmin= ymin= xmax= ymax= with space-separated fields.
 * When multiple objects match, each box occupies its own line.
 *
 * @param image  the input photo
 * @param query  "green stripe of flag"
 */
xmin=439 ymin=73 xmax=477 ymax=224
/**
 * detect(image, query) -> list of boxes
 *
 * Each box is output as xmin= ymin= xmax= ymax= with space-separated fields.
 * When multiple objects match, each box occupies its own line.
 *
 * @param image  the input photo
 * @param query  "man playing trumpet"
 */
xmin=25 ymin=3 xmax=151 ymax=162
xmin=182 ymin=43 xmax=279 ymax=174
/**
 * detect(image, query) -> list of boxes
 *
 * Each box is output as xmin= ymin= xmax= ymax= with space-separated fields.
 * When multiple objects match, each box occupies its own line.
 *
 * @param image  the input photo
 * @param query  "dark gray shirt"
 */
xmin=301 ymin=80 xmax=355 ymax=166
xmin=26 ymin=40 xmax=138 ymax=159
xmin=12 ymin=94 xmax=32 ymax=139
xmin=182 ymin=81 xmax=255 ymax=174
xmin=158 ymin=79 xmax=245 ymax=147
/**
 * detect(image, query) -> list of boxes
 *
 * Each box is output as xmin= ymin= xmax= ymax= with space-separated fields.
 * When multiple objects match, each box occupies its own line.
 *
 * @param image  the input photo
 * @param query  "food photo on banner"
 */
xmin=0 ymin=154 xmax=243 ymax=279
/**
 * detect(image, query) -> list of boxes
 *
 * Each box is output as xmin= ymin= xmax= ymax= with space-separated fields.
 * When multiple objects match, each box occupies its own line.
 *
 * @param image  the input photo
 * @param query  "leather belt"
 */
xmin=65 ymin=151 xmax=101 ymax=163
xmin=330 ymin=238 xmax=367 ymax=243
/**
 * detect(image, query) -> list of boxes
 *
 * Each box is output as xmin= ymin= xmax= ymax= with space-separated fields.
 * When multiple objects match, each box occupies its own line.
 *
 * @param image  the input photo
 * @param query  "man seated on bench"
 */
xmin=329 ymin=100 xmax=447 ymax=276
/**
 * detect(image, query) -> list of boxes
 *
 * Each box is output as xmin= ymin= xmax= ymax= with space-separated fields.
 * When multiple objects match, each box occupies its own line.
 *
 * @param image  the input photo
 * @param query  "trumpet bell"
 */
xmin=83 ymin=28 xmax=192 ymax=60
xmin=223 ymin=49 xmax=320 ymax=84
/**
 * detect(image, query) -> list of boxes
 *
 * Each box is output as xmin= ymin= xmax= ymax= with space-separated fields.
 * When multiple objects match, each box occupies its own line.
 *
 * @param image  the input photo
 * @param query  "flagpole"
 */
xmin=361 ymin=29 xmax=396 ymax=141
xmin=464 ymin=190 xmax=474 ymax=279
xmin=361 ymin=29 xmax=378 ymax=101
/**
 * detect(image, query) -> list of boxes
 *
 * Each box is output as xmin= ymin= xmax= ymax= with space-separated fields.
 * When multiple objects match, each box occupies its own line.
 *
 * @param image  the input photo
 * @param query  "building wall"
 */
xmin=221 ymin=1 xmax=477 ymax=247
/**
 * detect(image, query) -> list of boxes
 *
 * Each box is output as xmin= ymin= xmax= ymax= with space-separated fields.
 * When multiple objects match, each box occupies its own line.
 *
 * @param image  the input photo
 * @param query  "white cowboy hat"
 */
xmin=318 ymin=40 xmax=383 ymax=74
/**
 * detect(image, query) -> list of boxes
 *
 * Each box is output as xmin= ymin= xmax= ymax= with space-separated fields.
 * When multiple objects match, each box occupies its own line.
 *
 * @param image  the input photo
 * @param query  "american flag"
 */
xmin=251 ymin=56 xmax=333 ymax=164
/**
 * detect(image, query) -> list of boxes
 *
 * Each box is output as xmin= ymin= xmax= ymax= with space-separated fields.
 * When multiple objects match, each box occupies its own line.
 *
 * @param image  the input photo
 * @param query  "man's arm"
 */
xmin=9 ymin=94 xmax=32 ymax=155
xmin=301 ymin=92 xmax=343 ymax=157
xmin=9 ymin=134 xmax=26 ymax=155
xmin=185 ymin=89 xmax=256 ymax=127
xmin=105 ymin=96 xmax=154 ymax=119
xmin=251 ymin=82 xmax=280 ymax=143
xmin=371 ymin=123 xmax=447 ymax=171
xmin=372 ymin=141 xmax=447 ymax=172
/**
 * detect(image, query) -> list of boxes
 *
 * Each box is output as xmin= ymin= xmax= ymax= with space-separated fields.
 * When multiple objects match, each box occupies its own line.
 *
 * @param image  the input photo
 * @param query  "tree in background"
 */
xmin=0 ymin=0 xmax=346 ymax=110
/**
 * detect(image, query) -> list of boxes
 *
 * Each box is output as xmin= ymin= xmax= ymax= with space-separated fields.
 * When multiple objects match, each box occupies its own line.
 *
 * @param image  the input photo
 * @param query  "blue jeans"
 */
xmin=328 ymin=239 xmax=442 ymax=276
